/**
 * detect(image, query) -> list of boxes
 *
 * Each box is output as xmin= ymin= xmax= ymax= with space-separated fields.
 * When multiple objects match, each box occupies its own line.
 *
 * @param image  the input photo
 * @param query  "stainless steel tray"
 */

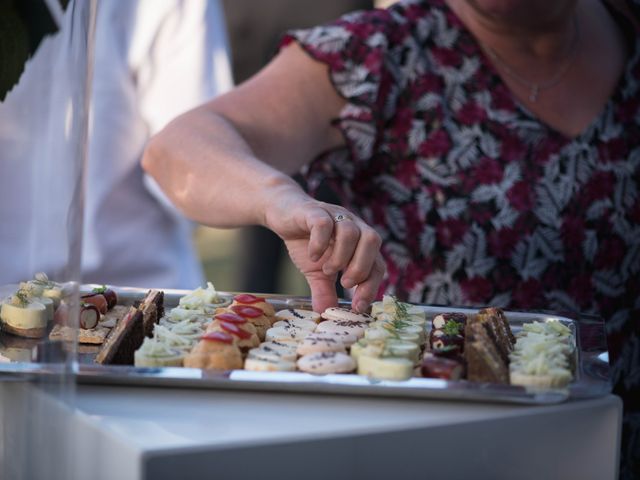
xmin=0 ymin=286 xmax=612 ymax=405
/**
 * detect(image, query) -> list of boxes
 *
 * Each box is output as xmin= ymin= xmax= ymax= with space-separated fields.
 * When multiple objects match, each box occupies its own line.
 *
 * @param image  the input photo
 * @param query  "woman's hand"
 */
xmin=142 ymin=42 xmax=384 ymax=312
xmin=263 ymin=188 xmax=385 ymax=314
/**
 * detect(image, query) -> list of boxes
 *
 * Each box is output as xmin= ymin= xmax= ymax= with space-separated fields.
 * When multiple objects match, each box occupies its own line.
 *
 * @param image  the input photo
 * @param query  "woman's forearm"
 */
xmin=142 ymin=105 xmax=308 ymax=229
xmin=141 ymin=43 xmax=385 ymax=312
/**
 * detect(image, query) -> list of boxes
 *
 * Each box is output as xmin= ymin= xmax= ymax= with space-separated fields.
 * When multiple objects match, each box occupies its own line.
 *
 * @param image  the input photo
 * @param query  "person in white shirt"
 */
xmin=0 ymin=0 xmax=232 ymax=288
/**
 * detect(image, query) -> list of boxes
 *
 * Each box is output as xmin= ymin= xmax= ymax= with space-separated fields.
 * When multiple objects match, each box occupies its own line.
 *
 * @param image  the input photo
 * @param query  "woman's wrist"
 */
xmin=257 ymin=174 xmax=313 ymax=231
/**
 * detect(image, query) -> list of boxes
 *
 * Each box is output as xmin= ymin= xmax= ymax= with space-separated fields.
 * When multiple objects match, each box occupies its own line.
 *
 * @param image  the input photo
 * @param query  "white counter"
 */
xmin=0 ymin=381 xmax=622 ymax=480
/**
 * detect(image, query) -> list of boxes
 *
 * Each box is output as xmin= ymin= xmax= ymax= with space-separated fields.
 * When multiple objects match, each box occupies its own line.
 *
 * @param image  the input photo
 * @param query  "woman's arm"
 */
xmin=142 ymin=43 xmax=385 ymax=312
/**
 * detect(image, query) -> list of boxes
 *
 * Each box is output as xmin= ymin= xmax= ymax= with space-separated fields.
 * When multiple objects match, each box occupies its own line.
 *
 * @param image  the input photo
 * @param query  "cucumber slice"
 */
xmin=357 ymin=355 xmax=414 ymax=381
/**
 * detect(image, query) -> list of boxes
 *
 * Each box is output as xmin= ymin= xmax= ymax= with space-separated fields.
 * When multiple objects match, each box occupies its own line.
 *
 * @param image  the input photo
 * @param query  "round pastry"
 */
xmin=184 ymin=332 xmax=243 ymax=370
xmin=275 ymin=308 xmax=321 ymax=324
xmin=231 ymin=294 xmax=275 ymax=317
xmin=315 ymin=319 xmax=368 ymax=338
xmin=134 ymin=338 xmax=184 ymax=367
xmin=244 ymin=355 xmax=296 ymax=372
xmin=208 ymin=312 xmax=258 ymax=335
xmin=313 ymin=330 xmax=358 ymax=347
xmin=248 ymin=346 xmax=297 ymax=363
xmin=296 ymin=333 xmax=347 ymax=356
xmin=258 ymin=339 xmax=300 ymax=354
xmin=297 ymin=351 xmax=356 ymax=374
xmin=206 ymin=316 xmax=260 ymax=349
xmin=321 ymin=307 xmax=373 ymax=324
xmin=228 ymin=305 xmax=272 ymax=340
xmin=265 ymin=326 xmax=310 ymax=343
xmin=250 ymin=342 xmax=298 ymax=362
xmin=272 ymin=318 xmax=317 ymax=333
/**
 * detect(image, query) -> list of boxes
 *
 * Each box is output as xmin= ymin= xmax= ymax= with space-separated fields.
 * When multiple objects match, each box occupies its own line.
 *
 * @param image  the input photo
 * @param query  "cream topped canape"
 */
xmin=167 ymin=318 xmax=206 ymax=342
xmin=152 ymin=324 xmax=198 ymax=352
xmin=134 ymin=337 xmax=185 ymax=367
xmin=1 ymin=290 xmax=48 ymax=338
xmin=179 ymin=282 xmax=231 ymax=312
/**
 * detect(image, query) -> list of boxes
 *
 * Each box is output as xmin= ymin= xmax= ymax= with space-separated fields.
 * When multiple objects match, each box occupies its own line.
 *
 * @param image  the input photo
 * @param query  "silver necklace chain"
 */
xmin=482 ymin=16 xmax=580 ymax=102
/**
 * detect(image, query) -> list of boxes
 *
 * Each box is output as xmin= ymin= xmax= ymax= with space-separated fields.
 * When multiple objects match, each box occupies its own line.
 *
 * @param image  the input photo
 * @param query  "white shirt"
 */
xmin=0 ymin=0 xmax=232 ymax=289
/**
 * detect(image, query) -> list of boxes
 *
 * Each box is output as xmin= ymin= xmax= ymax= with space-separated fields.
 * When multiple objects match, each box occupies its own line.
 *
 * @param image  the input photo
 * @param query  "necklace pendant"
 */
xmin=529 ymin=85 xmax=539 ymax=103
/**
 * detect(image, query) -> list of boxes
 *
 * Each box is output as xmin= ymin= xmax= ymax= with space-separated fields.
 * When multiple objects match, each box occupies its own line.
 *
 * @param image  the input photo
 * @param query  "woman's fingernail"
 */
xmin=342 ymin=277 xmax=354 ymax=288
xmin=356 ymin=300 xmax=368 ymax=313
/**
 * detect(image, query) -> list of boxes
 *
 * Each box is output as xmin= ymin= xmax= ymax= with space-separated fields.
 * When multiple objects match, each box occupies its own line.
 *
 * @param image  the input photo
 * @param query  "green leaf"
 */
xmin=441 ymin=320 xmax=462 ymax=336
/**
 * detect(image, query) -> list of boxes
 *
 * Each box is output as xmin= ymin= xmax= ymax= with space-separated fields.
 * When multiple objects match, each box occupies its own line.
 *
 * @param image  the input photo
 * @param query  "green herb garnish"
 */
xmin=442 ymin=320 xmax=462 ymax=336
xmin=382 ymin=323 xmax=401 ymax=339
xmin=393 ymin=296 xmax=409 ymax=321
xmin=14 ymin=290 xmax=29 ymax=307
xmin=92 ymin=285 xmax=107 ymax=294
xmin=391 ymin=318 xmax=410 ymax=330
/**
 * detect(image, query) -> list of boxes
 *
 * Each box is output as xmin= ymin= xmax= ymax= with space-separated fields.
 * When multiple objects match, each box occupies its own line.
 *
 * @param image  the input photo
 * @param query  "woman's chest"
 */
xmin=369 ymin=73 xmax=640 ymax=244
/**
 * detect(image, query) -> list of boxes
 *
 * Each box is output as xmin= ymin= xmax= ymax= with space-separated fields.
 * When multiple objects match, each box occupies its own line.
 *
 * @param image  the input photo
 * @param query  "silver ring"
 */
xmin=334 ymin=214 xmax=348 ymax=223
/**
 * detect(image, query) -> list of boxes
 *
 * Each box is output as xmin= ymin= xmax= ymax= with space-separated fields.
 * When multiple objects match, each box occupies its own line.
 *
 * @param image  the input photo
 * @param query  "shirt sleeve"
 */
xmin=129 ymin=0 xmax=234 ymax=136
xmin=280 ymin=8 xmax=400 ymax=183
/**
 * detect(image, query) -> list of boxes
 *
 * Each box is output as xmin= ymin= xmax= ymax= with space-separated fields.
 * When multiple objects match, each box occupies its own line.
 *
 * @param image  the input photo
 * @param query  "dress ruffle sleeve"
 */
xmin=280 ymin=8 xmax=401 ymax=185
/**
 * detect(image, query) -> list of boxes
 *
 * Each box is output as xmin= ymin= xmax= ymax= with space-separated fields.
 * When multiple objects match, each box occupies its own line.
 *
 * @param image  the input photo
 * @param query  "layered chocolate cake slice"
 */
xmin=464 ymin=308 xmax=515 ymax=384
xmin=96 ymin=290 xmax=163 ymax=365
xmin=140 ymin=290 xmax=164 ymax=338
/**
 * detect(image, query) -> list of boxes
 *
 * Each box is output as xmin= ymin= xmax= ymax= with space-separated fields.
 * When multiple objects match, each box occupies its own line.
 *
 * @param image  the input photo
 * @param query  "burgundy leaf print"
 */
xmin=287 ymin=1 xmax=640 ymax=425
xmin=474 ymin=157 xmax=503 ymax=184
xmin=419 ymin=129 xmax=451 ymax=157
xmin=568 ymin=273 xmax=593 ymax=309
xmin=512 ymin=279 xmax=545 ymax=310
xmin=500 ymin=133 xmax=526 ymax=162
xmin=507 ymin=180 xmax=534 ymax=211
xmin=489 ymin=227 xmax=519 ymax=259
xmin=436 ymin=218 xmax=468 ymax=248
xmin=582 ymin=171 xmax=616 ymax=204
xmin=431 ymin=46 xmax=461 ymax=68
xmin=461 ymin=276 xmax=493 ymax=303
xmin=458 ymin=101 xmax=486 ymax=125
xmin=598 ymin=138 xmax=627 ymax=163
xmin=595 ymin=236 xmax=626 ymax=270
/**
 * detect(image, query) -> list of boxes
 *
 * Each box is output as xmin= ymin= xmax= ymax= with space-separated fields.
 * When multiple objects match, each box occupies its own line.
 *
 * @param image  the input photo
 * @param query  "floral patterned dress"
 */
xmin=282 ymin=1 xmax=640 ymax=475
